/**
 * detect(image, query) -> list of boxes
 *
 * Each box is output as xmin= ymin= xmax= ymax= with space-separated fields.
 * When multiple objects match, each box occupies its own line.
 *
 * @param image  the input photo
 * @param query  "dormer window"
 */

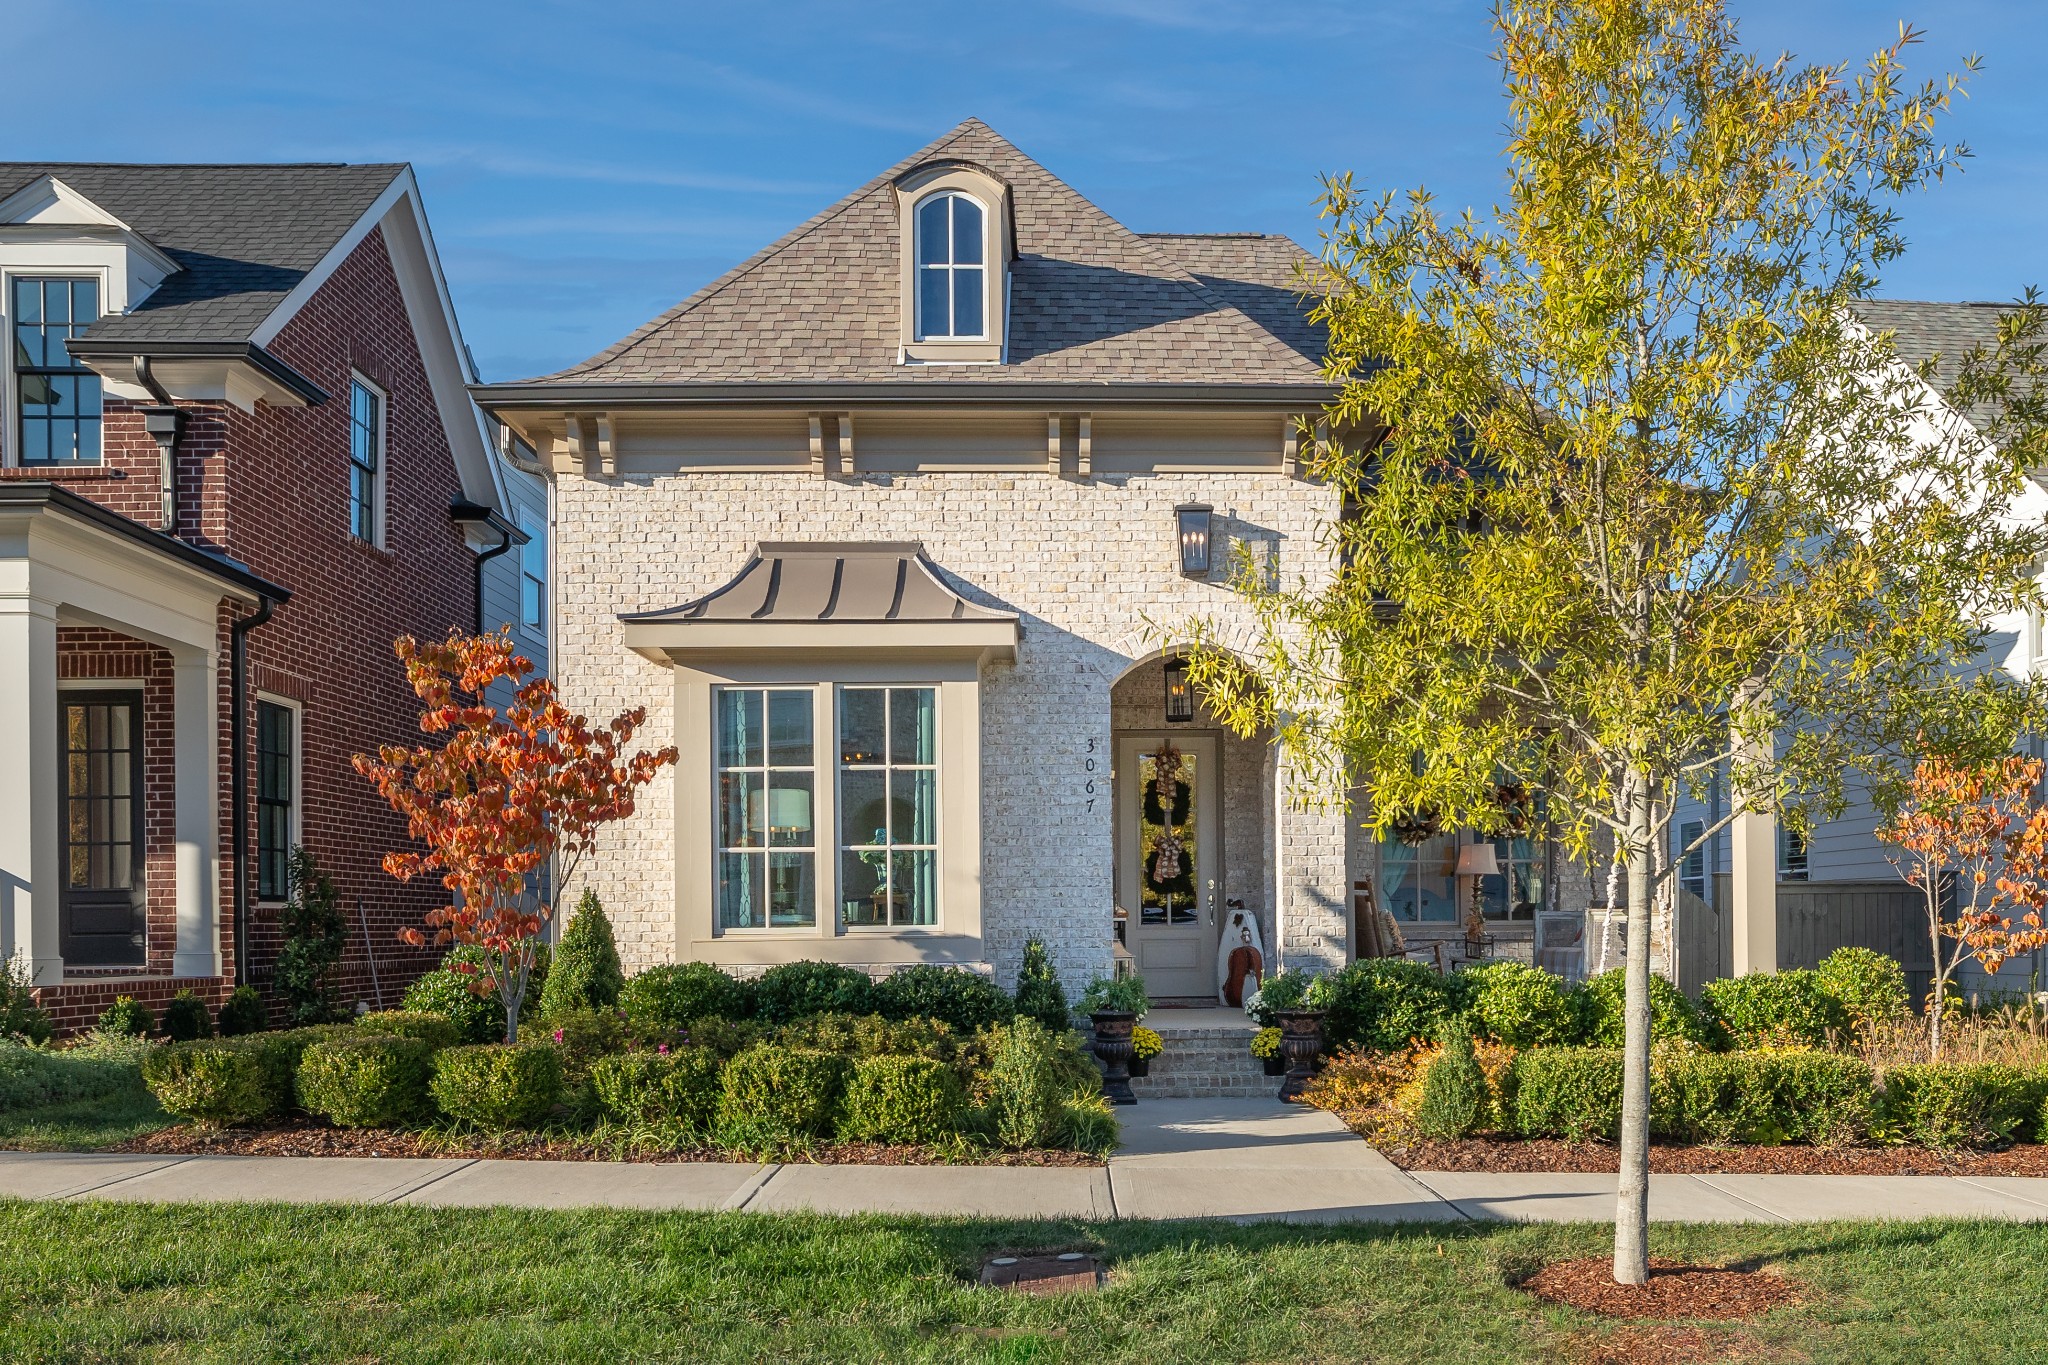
xmin=11 ymin=277 xmax=103 ymax=465
xmin=915 ymin=192 xmax=986 ymax=340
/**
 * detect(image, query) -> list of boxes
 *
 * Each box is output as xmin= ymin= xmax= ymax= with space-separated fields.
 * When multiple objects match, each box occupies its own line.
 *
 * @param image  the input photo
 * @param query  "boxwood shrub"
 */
xmin=1577 ymin=968 xmax=1716 ymax=1048
xmin=297 ymin=1036 xmax=434 ymax=1128
xmin=1653 ymin=1049 xmax=1875 ymax=1145
xmin=716 ymin=1045 xmax=849 ymax=1144
xmin=430 ymin=1043 xmax=565 ymax=1130
xmin=215 ymin=986 xmax=268 ymax=1038
xmin=773 ymin=1012 xmax=964 ymax=1076
xmin=354 ymin=1010 xmax=463 ymax=1051
xmin=619 ymin=962 xmax=753 ymax=1032
xmin=1319 ymin=959 xmax=1463 ymax=1052
xmin=0 ymin=1043 xmax=137 ymax=1114
xmin=1462 ymin=961 xmax=1582 ymax=1048
xmin=1701 ymin=969 xmax=1849 ymax=1050
xmin=141 ymin=1038 xmax=280 ymax=1126
xmin=1881 ymin=1063 xmax=2037 ymax=1149
xmin=401 ymin=965 xmax=504 ymax=1045
xmin=870 ymin=965 xmax=1013 ymax=1032
xmin=1511 ymin=1047 xmax=1624 ymax=1141
xmin=1814 ymin=947 xmax=1910 ymax=1035
xmin=752 ymin=961 xmax=875 ymax=1026
xmin=161 ymin=990 xmax=214 ymax=1043
xmin=98 ymin=996 xmax=155 ymax=1039
xmin=589 ymin=1049 xmax=722 ymax=1129
xmin=837 ymin=1054 xmax=966 ymax=1146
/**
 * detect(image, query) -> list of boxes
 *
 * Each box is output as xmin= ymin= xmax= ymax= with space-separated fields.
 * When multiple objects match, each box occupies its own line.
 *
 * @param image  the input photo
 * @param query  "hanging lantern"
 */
xmin=1163 ymin=656 xmax=1195 ymax=723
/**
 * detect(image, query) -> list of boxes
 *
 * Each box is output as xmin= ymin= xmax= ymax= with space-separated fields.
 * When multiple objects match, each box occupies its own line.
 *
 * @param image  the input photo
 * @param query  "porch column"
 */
xmin=0 ymin=594 xmax=62 ymax=984
xmin=1729 ymin=690 xmax=1777 ymax=976
xmin=170 ymin=645 xmax=220 ymax=979
xmin=1273 ymin=749 xmax=1349 ymax=972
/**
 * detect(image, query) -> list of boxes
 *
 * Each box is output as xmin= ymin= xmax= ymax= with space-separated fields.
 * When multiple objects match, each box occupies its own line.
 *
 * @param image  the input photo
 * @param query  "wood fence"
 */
xmin=1674 ymin=876 xmax=1932 ymax=1003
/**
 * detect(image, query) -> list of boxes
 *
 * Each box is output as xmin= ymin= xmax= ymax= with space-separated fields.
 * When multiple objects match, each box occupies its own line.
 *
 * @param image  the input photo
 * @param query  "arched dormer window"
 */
xmin=915 ymin=192 xmax=985 ymax=340
xmin=894 ymin=161 xmax=1011 ymax=365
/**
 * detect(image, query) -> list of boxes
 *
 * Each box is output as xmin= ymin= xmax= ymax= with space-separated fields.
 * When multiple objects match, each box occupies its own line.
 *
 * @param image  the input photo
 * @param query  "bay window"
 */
xmin=838 ymin=686 xmax=938 ymax=927
xmin=715 ymin=688 xmax=817 ymax=929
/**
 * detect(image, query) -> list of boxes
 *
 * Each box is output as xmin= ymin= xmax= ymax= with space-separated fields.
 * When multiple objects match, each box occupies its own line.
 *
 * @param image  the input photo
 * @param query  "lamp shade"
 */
xmin=1455 ymin=842 xmax=1500 ymax=877
xmin=1175 ymin=503 xmax=1213 ymax=577
xmin=748 ymin=787 xmax=813 ymax=833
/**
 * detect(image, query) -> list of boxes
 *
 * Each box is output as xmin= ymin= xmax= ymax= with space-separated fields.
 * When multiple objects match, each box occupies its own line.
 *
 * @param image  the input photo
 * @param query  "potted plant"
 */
xmin=1077 ymin=973 xmax=1149 ymax=1105
xmin=1244 ymin=966 xmax=1316 ymax=1028
xmin=1250 ymin=1026 xmax=1285 ymax=1076
xmin=1275 ymin=975 xmax=1330 ymax=1103
xmin=1130 ymin=1024 xmax=1163 ymax=1077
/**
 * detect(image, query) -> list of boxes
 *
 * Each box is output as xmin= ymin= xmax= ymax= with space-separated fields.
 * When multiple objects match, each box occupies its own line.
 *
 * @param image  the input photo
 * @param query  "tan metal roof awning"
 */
xmin=620 ymin=541 xmax=1019 ymax=663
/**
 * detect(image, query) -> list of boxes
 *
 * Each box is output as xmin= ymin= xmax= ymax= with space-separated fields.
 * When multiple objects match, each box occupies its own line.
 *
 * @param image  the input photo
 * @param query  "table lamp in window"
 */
xmin=1455 ymin=842 xmax=1500 ymax=944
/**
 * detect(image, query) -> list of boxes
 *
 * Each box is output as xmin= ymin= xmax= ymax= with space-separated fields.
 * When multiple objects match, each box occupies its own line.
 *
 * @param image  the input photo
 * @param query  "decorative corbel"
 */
xmin=809 ymin=414 xmax=826 ymax=476
xmin=563 ymin=414 xmax=592 ymax=478
xmin=1282 ymin=414 xmax=1303 ymax=480
xmin=1077 ymin=413 xmax=1092 ymax=479
xmin=595 ymin=413 xmax=616 ymax=479
xmin=836 ymin=412 xmax=855 ymax=476
xmin=1047 ymin=413 xmax=1063 ymax=477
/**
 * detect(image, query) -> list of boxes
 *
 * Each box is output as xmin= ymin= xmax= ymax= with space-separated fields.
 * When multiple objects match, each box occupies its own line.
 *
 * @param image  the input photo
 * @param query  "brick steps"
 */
xmin=1131 ymin=1022 xmax=1278 ymax=1100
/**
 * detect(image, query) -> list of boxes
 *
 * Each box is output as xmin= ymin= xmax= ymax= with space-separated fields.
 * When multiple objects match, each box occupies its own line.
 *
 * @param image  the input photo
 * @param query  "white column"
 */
xmin=1729 ymin=697 xmax=1777 ymax=977
xmin=170 ymin=646 xmax=221 ymax=979
xmin=0 ymin=594 xmax=61 ymax=984
xmin=1272 ymin=748 xmax=1349 ymax=972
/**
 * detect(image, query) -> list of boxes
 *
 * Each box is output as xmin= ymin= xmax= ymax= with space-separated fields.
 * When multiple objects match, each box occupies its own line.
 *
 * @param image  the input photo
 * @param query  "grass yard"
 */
xmin=0 ymin=1083 xmax=167 ymax=1153
xmin=1 ymin=1203 xmax=2044 ymax=1363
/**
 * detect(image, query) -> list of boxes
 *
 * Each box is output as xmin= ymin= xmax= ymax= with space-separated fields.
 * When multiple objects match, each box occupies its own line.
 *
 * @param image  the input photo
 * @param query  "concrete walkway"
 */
xmin=5 ymin=1101 xmax=2047 ymax=1224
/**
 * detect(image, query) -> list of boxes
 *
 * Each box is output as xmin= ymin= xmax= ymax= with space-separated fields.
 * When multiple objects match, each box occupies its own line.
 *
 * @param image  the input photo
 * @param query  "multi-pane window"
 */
xmin=1779 ymin=825 xmax=1809 ymax=881
xmin=64 ymin=697 xmax=139 ymax=895
xmin=716 ymin=688 xmax=817 ymax=929
xmin=839 ymin=686 xmax=938 ymax=927
xmin=518 ymin=507 xmax=546 ymax=633
xmin=12 ymin=277 xmax=102 ymax=464
xmin=1678 ymin=819 xmax=1706 ymax=900
xmin=256 ymin=701 xmax=296 ymax=901
xmin=348 ymin=377 xmax=383 ymax=543
xmin=914 ymin=193 xmax=985 ymax=340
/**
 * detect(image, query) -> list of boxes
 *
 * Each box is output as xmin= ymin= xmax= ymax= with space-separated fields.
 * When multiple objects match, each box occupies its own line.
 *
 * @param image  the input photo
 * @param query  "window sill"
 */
xmin=0 ymin=464 xmax=118 ymax=481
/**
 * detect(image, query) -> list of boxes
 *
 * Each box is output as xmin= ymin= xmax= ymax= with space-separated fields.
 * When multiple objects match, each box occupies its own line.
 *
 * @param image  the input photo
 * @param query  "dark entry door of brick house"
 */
xmin=59 ymin=691 xmax=147 ymax=966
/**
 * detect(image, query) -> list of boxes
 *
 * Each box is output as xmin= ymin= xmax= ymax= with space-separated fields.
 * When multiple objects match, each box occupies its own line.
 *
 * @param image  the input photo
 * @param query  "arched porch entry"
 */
xmin=1108 ymin=651 xmax=1275 ymax=1004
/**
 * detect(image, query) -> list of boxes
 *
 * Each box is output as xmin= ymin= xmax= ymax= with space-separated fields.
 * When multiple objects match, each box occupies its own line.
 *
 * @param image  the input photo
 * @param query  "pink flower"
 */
xmin=552 ymin=1029 xmax=563 ymax=1043
xmin=657 ymin=1043 xmax=670 ymax=1056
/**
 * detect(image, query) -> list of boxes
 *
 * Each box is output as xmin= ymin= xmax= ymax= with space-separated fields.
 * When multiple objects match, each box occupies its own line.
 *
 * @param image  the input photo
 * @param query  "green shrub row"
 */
xmin=0 ymin=1041 xmax=140 ymax=1114
xmin=1415 ymin=1044 xmax=2048 ymax=1149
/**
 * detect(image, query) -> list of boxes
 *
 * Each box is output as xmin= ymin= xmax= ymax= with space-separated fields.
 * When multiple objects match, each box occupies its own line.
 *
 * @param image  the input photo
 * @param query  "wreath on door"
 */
xmin=1143 ymin=746 xmax=1195 ymax=900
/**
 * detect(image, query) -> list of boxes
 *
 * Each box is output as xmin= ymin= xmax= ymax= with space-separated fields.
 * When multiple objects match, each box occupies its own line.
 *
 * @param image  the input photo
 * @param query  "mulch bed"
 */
xmin=106 ymin=1119 xmax=1101 ymax=1167
xmin=1377 ymin=1134 xmax=2048 ymax=1176
xmin=1522 ymin=1256 xmax=1802 ymax=1321
xmin=1561 ymin=1324 xmax=1772 ymax=1365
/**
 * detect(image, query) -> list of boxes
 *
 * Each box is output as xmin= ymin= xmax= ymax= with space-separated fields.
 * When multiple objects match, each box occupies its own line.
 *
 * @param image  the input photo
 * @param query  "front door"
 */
xmin=59 ymin=691 xmax=147 ymax=967
xmin=1117 ymin=734 xmax=1220 ymax=999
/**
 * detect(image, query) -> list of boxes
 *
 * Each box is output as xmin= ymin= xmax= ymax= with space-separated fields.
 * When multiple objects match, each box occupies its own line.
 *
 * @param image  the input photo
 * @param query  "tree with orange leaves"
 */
xmin=1877 ymin=754 xmax=2048 ymax=1054
xmin=353 ymin=630 xmax=676 ymax=1043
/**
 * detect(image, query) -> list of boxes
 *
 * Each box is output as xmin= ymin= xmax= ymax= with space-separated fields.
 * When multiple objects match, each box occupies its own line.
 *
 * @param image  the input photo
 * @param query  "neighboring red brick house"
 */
xmin=0 ymin=164 xmax=539 ymax=1030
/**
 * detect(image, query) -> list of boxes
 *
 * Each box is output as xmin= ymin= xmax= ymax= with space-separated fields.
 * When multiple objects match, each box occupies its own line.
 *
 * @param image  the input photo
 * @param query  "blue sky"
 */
xmin=9 ymin=1 xmax=2044 ymax=380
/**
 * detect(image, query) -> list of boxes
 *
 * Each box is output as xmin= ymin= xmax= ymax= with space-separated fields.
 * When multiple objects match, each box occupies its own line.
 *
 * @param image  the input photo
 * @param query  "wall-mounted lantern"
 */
xmin=1175 ymin=503 xmax=1213 ymax=578
xmin=1163 ymin=655 xmax=1195 ymax=723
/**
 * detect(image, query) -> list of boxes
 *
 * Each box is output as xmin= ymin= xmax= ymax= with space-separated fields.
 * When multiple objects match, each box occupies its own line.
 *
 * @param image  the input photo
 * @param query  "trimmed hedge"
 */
xmin=297 ymin=1036 xmax=434 ymax=1128
xmin=589 ymin=1049 xmax=722 ymax=1129
xmin=1511 ymin=1048 xmax=1624 ymax=1141
xmin=752 ymin=961 xmax=875 ymax=1026
xmin=0 ymin=1042 xmax=137 ymax=1114
xmin=216 ymin=986 xmax=268 ymax=1038
xmin=430 ymin=1044 xmax=565 ymax=1129
xmin=1653 ymin=1049 xmax=1875 ymax=1145
xmin=717 ymin=1045 xmax=849 ymax=1143
xmin=773 ymin=1012 xmax=964 ymax=1075
xmin=354 ymin=1010 xmax=464 ymax=1052
xmin=401 ymin=966 xmax=504 ymax=1045
xmin=837 ymin=1054 xmax=966 ymax=1146
xmin=1702 ymin=969 xmax=1848 ymax=1050
xmin=619 ymin=963 xmax=753 ymax=1032
xmin=1577 ymin=969 xmax=1715 ymax=1048
xmin=1319 ymin=959 xmax=1463 ymax=1052
xmin=1881 ymin=1063 xmax=2038 ymax=1149
xmin=141 ymin=1039 xmax=279 ymax=1126
xmin=870 ymin=965 xmax=1013 ymax=1032
xmin=1462 ymin=961 xmax=1581 ymax=1048
xmin=1815 ymin=947 xmax=1910 ymax=1035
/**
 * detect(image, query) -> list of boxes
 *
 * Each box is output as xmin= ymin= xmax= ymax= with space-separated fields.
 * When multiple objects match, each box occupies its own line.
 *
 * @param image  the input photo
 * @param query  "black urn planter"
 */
xmin=1260 ymin=1053 xmax=1288 ymax=1077
xmin=1274 ymin=1008 xmax=1326 ymax=1102
xmin=1089 ymin=1010 xmax=1139 ymax=1105
xmin=1129 ymin=1054 xmax=1152 ymax=1078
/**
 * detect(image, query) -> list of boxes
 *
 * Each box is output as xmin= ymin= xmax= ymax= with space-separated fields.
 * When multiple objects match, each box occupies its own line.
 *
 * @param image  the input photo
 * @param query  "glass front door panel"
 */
xmin=1138 ymin=747 xmax=1200 ymax=926
xmin=59 ymin=694 xmax=145 ymax=964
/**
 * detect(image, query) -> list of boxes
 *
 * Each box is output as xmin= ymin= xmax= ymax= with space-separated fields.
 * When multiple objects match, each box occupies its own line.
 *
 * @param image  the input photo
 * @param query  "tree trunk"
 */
xmin=1612 ymin=770 xmax=1655 ymax=1285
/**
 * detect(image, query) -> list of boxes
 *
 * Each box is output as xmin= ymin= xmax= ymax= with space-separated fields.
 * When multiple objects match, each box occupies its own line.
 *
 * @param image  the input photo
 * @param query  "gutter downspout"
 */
xmin=472 ymin=525 xmax=516 ymax=635
xmin=132 ymin=357 xmax=185 ymax=534
xmin=230 ymin=596 xmax=279 ymax=984
xmin=449 ymin=501 xmax=523 ymax=635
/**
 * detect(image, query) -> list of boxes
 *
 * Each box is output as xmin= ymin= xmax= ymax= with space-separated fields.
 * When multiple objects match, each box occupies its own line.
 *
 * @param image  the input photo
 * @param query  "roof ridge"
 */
xmin=544 ymin=123 xmax=986 ymax=381
xmin=0 ymin=161 xmax=403 ymax=170
xmin=1138 ymin=231 xmax=1285 ymax=239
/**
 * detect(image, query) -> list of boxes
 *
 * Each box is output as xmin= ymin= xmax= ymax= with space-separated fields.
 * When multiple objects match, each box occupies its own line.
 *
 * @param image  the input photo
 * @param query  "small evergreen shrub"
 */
xmin=354 ymin=1010 xmax=463 ymax=1052
xmin=215 ymin=986 xmax=268 ymax=1038
xmin=984 ymin=1018 xmax=1070 ymax=1151
xmin=1414 ymin=1026 xmax=1488 ymax=1139
xmin=836 ymin=1054 xmax=966 ymax=1146
xmin=752 ymin=961 xmax=875 ymax=1025
xmin=141 ymin=1039 xmax=282 ymax=1126
xmin=0 ymin=956 xmax=53 ymax=1045
xmin=871 ymin=965 xmax=1013 ymax=1032
xmin=540 ymin=890 xmax=626 ymax=1021
xmin=1013 ymin=938 xmax=1071 ymax=1033
xmin=716 ymin=1045 xmax=849 ymax=1144
xmin=1057 ymin=1094 xmax=1121 ymax=1155
xmin=297 ymin=1036 xmax=434 ymax=1128
xmin=401 ymin=962 xmax=504 ymax=1045
xmin=1463 ymin=961 xmax=1582 ymax=1048
xmin=1702 ymin=970 xmax=1848 ymax=1049
xmin=1511 ymin=1048 xmax=1624 ymax=1141
xmin=774 ymin=1012 xmax=963 ymax=1070
xmin=1319 ymin=959 xmax=1461 ymax=1052
xmin=590 ymin=1049 xmax=722 ymax=1129
xmin=429 ymin=1044 xmax=565 ymax=1129
xmin=1814 ymin=947 xmax=1910 ymax=1035
xmin=0 ymin=1042 xmax=135 ymax=1113
xmin=161 ymin=990 xmax=214 ymax=1043
xmin=674 ymin=1016 xmax=765 ymax=1060
xmin=274 ymin=847 xmax=348 ymax=1025
xmin=619 ymin=962 xmax=753 ymax=1032
xmin=1577 ymin=968 xmax=1716 ymax=1048
xmin=1653 ymin=1050 xmax=1875 ymax=1145
xmin=98 ymin=996 xmax=155 ymax=1039
xmin=544 ymin=1006 xmax=629 ymax=1097
xmin=1882 ymin=1063 xmax=2035 ymax=1149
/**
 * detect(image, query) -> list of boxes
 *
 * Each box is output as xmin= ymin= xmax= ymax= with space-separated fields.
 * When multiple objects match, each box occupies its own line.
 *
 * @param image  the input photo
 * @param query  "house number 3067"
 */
xmin=1084 ymin=736 xmax=1099 ymax=811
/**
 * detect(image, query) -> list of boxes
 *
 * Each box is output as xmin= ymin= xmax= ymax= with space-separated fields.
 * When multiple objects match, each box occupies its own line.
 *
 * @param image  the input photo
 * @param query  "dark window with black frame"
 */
xmin=347 ymin=377 xmax=382 ymax=543
xmin=1779 ymin=824 xmax=1809 ymax=881
xmin=1678 ymin=819 xmax=1707 ymax=899
xmin=256 ymin=700 xmax=296 ymax=901
xmin=12 ymin=277 xmax=103 ymax=464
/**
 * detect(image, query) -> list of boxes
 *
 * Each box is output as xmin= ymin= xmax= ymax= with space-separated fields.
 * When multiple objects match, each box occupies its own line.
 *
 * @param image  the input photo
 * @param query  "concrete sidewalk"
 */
xmin=4 ymin=1101 xmax=2046 ymax=1224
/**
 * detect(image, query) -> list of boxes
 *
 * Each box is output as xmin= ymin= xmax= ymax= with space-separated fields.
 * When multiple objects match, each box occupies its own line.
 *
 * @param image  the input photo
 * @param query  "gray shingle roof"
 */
xmin=0 ymin=162 xmax=403 ymax=343
xmin=1851 ymin=298 xmax=2039 ymax=429
xmin=527 ymin=120 xmax=1326 ymax=388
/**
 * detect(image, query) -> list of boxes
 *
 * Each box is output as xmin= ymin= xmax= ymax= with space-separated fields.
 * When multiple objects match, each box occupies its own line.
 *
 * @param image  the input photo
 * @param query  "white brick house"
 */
xmin=476 ymin=120 xmax=1576 ymax=997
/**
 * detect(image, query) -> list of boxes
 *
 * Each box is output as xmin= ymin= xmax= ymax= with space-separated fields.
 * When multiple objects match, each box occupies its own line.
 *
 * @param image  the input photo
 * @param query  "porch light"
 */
xmin=1175 ymin=503 xmax=1213 ymax=578
xmin=1163 ymin=656 xmax=1195 ymax=723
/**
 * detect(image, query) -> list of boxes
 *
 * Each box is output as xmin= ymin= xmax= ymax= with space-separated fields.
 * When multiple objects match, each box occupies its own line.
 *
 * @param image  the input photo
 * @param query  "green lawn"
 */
xmin=0 ymin=1083 xmax=167 ymax=1152
xmin=1 ymin=1203 xmax=2042 ymax=1363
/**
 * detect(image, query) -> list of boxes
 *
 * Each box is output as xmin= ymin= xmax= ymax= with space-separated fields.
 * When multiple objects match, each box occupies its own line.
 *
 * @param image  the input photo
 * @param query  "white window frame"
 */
xmin=3 ymin=267 xmax=113 ymax=469
xmin=912 ymin=190 xmax=989 ymax=342
xmin=254 ymin=692 xmax=303 ymax=903
xmin=346 ymin=371 xmax=388 ymax=547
